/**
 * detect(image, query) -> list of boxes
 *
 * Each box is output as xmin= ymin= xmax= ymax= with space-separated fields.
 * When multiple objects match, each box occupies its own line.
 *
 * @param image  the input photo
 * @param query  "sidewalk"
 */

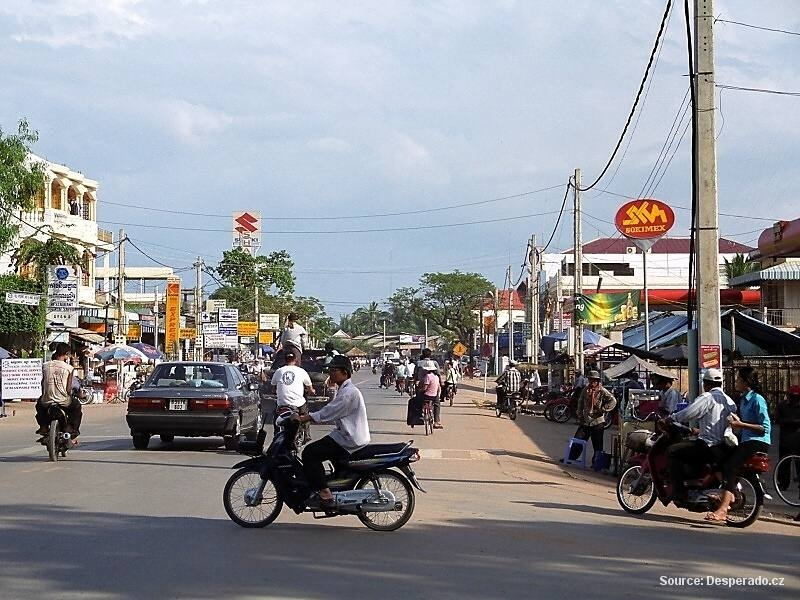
xmin=456 ymin=379 xmax=800 ymax=527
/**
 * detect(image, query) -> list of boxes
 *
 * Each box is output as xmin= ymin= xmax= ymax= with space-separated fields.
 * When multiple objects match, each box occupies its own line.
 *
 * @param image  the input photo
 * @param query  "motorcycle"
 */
xmin=372 ymin=365 xmax=377 ymax=375
xmin=494 ymin=385 xmax=520 ymax=420
xmin=616 ymin=420 xmax=771 ymax=528
xmin=223 ymin=409 xmax=425 ymax=531
xmin=40 ymin=388 xmax=84 ymax=461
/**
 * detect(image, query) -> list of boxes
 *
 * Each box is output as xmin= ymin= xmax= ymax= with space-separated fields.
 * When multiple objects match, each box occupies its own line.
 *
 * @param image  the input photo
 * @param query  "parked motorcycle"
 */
xmin=223 ymin=409 xmax=425 ymax=531
xmin=616 ymin=420 xmax=770 ymax=528
xmin=543 ymin=395 xmax=573 ymax=423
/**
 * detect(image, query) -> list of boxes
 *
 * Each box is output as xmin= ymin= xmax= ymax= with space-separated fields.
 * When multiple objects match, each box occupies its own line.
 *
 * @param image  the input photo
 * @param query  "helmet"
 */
xmin=419 ymin=359 xmax=437 ymax=371
xmin=702 ymin=368 xmax=723 ymax=383
xmin=327 ymin=354 xmax=353 ymax=375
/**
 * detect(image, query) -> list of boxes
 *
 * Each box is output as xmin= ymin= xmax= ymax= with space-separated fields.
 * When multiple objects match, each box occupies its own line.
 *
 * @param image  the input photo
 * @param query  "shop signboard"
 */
xmin=164 ymin=278 xmax=181 ymax=350
xmin=179 ymin=327 xmax=196 ymax=340
xmin=614 ymin=198 xmax=675 ymax=240
xmin=237 ymin=321 xmax=258 ymax=336
xmin=0 ymin=358 xmax=43 ymax=399
xmin=258 ymin=313 xmax=280 ymax=330
xmin=258 ymin=331 xmax=274 ymax=344
xmin=218 ymin=308 xmax=238 ymax=336
xmin=205 ymin=299 xmax=226 ymax=313
xmin=4 ymin=291 xmax=41 ymax=306
xmin=46 ymin=265 xmax=79 ymax=309
xmin=576 ymin=292 xmax=641 ymax=325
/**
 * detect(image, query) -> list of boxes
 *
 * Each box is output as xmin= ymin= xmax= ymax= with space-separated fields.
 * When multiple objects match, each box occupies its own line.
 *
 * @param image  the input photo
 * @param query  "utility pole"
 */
xmin=194 ymin=257 xmax=204 ymax=361
xmin=694 ymin=0 xmax=722 ymax=371
xmin=507 ymin=265 xmax=514 ymax=362
xmin=153 ymin=288 xmax=159 ymax=351
xmin=118 ymin=228 xmax=126 ymax=343
xmin=529 ymin=234 xmax=539 ymax=364
xmin=573 ymin=169 xmax=584 ymax=375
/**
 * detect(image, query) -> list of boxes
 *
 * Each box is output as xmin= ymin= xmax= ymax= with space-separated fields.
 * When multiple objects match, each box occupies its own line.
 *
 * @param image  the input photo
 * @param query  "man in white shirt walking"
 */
xmin=294 ymin=355 xmax=370 ymax=509
xmin=271 ymin=349 xmax=314 ymax=443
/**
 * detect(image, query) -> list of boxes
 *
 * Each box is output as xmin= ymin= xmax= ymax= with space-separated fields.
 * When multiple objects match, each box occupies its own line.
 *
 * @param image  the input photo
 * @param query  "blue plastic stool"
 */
xmin=563 ymin=437 xmax=588 ymax=468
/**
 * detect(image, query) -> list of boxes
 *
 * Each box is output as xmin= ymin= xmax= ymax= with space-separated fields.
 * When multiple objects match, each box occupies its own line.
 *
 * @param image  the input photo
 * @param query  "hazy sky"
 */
xmin=2 ymin=1 xmax=798 ymax=319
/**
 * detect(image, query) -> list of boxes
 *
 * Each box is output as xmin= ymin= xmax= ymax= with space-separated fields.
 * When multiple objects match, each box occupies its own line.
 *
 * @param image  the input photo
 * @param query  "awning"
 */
xmin=68 ymin=327 xmax=105 ymax=344
xmin=728 ymin=261 xmax=800 ymax=286
xmin=603 ymin=355 xmax=677 ymax=380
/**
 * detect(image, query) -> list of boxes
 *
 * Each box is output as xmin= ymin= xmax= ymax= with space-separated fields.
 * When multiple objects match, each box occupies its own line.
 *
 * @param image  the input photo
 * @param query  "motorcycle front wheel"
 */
xmin=552 ymin=404 xmax=572 ymax=423
xmin=356 ymin=470 xmax=415 ymax=531
xmin=223 ymin=467 xmax=283 ymax=528
xmin=616 ymin=465 xmax=657 ymax=514
xmin=47 ymin=419 xmax=59 ymax=462
xmin=725 ymin=474 xmax=763 ymax=528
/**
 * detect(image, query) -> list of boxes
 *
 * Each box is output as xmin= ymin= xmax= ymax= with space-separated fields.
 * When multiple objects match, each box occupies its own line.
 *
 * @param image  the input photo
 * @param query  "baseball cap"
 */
xmin=702 ymin=368 xmax=723 ymax=383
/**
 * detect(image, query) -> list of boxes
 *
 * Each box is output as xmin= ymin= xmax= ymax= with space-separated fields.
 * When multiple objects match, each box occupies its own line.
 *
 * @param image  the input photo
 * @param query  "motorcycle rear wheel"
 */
xmin=617 ymin=465 xmax=657 ymax=514
xmin=356 ymin=470 xmax=415 ymax=531
xmin=725 ymin=474 xmax=763 ymax=528
xmin=48 ymin=420 xmax=59 ymax=462
xmin=223 ymin=467 xmax=283 ymax=528
xmin=552 ymin=404 xmax=572 ymax=423
xmin=509 ymin=404 xmax=518 ymax=420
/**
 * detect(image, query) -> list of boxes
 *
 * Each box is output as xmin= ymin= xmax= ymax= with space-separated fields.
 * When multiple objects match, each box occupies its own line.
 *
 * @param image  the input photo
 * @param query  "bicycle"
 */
xmin=422 ymin=400 xmax=434 ymax=436
xmin=445 ymin=384 xmax=455 ymax=407
xmin=773 ymin=454 xmax=800 ymax=507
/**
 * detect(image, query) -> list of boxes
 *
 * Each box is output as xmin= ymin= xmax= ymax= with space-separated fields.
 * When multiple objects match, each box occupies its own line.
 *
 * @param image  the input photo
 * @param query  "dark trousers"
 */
xmin=666 ymin=439 xmax=720 ymax=497
xmin=36 ymin=400 xmax=82 ymax=436
xmin=720 ymin=440 xmax=770 ymax=492
xmin=423 ymin=394 xmax=440 ymax=423
xmin=302 ymin=435 xmax=350 ymax=492
xmin=274 ymin=402 xmax=309 ymax=443
xmin=569 ymin=425 xmax=605 ymax=460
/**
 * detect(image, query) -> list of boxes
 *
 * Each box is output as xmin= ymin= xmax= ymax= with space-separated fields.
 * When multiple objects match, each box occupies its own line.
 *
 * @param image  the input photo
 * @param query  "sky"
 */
xmin=1 ymin=0 xmax=799 ymax=320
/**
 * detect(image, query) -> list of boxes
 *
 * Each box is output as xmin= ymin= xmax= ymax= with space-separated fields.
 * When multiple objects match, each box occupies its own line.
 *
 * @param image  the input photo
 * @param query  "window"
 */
xmin=147 ymin=364 xmax=228 ymax=388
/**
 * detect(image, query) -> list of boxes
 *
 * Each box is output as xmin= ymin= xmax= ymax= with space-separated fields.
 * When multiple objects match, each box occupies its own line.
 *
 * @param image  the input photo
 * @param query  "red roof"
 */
xmin=481 ymin=289 xmax=526 ymax=310
xmin=570 ymin=237 xmax=753 ymax=255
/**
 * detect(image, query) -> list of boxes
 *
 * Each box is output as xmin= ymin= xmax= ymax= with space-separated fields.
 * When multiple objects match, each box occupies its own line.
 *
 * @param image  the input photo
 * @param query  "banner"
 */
xmin=576 ymin=291 xmax=640 ymax=325
xmin=165 ymin=278 xmax=181 ymax=351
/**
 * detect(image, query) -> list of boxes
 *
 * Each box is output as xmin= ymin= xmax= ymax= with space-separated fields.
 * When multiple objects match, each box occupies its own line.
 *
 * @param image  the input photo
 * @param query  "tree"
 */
xmin=724 ymin=253 xmax=758 ymax=281
xmin=11 ymin=237 xmax=82 ymax=284
xmin=214 ymin=247 xmax=295 ymax=295
xmin=0 ymin=119 xmax=47 ymax=253
xmin=0 ymin=274 xmax=44 ymax=336
xmin=351 ymin=301 xmax=390 ymax=333
xmin=388 ymin=271 xmax=493 ymax=344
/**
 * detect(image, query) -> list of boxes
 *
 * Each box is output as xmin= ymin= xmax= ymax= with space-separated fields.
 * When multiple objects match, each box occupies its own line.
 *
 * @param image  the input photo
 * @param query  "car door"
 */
xmin=229 ymin=366 xmax=256 ymax=429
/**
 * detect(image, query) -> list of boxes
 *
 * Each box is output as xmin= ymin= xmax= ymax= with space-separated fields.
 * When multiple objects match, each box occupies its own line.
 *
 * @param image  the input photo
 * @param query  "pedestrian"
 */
xmin=775 ymin=385 xmax=800 ymax=491
xmin=271 ymin=349 xmax=314 ymax=445
xmin=564 ymin=370 xmax=616 ymax=464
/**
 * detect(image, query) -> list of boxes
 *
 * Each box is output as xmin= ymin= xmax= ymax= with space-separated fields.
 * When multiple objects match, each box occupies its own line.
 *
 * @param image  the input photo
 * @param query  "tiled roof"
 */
xmin=481 ymin=289 xmax=526 ymax=310
xmin=570 ymin=237 xmax=753 ymax=255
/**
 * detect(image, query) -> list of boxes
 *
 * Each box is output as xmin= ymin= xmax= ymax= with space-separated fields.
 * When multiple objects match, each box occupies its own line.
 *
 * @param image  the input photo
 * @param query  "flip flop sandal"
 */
xmin=704 ymin=511 xmax=727 ymax=523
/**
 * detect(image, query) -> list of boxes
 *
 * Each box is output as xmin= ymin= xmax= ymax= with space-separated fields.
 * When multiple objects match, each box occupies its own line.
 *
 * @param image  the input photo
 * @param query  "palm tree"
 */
xmin=723 ymin=253 xmax=758 ymax=281
xmin=352 ymin=301 xmax=390 ymax=333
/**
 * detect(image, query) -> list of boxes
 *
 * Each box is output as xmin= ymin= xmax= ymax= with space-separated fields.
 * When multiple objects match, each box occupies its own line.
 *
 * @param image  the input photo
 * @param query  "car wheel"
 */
xmin=132 ymin=433 xmax=151 ymax=450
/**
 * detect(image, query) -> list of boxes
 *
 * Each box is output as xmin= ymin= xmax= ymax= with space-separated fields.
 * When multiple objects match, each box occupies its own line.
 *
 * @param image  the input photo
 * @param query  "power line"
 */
xmin=715 ymin=84 xmax=800 ymax=97
xmin=541 ymin=181 xmax=572 ymax=253
xmin=578 ymin=0 xmax=674 ymax=192
xmin=715 ymin=18 xmax=800 ymax=37
xmin=99 ymin=184 xmax=564 ymax=221
xmin=99 ymin=209 xmax=566 ymax=234
xmin=637 ymin=88 xmax=690 ymax=199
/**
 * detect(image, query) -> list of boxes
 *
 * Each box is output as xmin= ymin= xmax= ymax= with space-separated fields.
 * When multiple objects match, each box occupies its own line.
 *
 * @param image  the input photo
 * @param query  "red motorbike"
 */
xmin=616 ymin=420 xmax=770 ymax=528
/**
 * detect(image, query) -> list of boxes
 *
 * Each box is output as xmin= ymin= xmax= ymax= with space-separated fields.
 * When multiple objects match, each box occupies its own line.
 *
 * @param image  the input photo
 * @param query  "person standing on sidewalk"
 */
xmin=565 ymin=370 xmax=616 ymax=463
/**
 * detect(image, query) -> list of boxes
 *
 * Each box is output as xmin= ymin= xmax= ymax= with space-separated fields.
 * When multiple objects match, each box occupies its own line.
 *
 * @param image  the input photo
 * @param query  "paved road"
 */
xmin=0 ymin=371 xmax=797 ymax=600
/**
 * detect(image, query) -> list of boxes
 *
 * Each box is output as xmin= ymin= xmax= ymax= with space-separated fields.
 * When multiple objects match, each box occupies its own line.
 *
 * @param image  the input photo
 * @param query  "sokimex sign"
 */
xmin=614 ymin=198 xmax=675 ymax=240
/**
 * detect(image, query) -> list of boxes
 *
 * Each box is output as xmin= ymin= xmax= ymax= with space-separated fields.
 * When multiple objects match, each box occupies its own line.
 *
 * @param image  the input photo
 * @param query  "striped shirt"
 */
xmin=498 ymin=367 xmax=521 ymax=393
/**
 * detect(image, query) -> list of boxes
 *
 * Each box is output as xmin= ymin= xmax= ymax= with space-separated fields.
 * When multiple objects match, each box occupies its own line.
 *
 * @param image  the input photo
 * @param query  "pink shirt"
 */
xmin=423 ymin=372 xmax=440 ymax=397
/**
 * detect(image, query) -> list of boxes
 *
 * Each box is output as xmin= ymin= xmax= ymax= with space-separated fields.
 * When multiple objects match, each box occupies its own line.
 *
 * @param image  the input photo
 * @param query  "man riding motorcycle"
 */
xmin=495 ymin=360 xmax=521 ymax=410
xmin=35 ymin=343 xmax=82 ymax=445
xmin=664 ymin=368 xmax=737 ymax=501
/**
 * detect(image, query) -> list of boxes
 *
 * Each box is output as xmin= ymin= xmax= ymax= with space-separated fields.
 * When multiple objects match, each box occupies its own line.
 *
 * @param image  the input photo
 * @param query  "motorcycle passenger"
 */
xmin=664 ymin=368 xmax=736 ymax=502
xmin=380 ymin=361 xmax=394 ymax=389
xmin=294 ymin=355 xmax=370 ymax=509
xmin=271 ymin=349 xmax=315 ymax=444
xmin=441 ymin=359 xmax=460 ymax=403
xmin=566 ymin=370 xmax=617 ymax=462
xmin=322 ymin=342 xmax=340 ymax=366
xmin=706 ymin=367 xmax=771 ymax=522
xmin=495 ymin=360 xmax=522 ymax=410
xmin=35 ymin=343 xmax=82 ymax=445
xmin=395 ymin=360 xmax=408 ymax=393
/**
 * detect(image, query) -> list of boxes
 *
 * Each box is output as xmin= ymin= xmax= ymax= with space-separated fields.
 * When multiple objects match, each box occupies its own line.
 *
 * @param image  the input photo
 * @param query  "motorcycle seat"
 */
xmin=347 ymin=442 xmax=410 ymax=461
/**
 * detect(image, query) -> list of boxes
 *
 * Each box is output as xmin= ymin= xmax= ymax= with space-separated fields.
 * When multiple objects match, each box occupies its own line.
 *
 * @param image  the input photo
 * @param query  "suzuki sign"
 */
xmin=614 ymin=199 xmax=675 ymax=240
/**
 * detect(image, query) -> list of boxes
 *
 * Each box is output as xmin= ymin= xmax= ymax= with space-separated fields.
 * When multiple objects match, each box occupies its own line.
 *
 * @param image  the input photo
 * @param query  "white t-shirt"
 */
xmin=280 ymin=324 xmax=307 ymax=351
xmin=271 ymin=365 xmax=312 ymax=407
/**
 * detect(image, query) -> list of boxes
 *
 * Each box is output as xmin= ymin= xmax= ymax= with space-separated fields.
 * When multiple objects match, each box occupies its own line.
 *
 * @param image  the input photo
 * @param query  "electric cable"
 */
xmin=684 ymin=0 xmax=698 ymax=328
xmin=715 ymin=18 xmax=800 ymax=37
xmin=541 ymin=181 xmax=572 ymax=253
xmin=715 ymin=84 xmax=800 ymax=97
xmin=578 ymin=0 xmax=674 ymax=192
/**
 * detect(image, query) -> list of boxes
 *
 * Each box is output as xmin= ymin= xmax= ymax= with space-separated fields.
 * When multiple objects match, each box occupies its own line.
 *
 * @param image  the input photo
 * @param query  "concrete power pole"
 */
xmin=694 ymin=0 xmax=722 ymax=369
xmin=118 ymin=228 xmax=126 ymax=343
xmin=573 ymin=169 xmax=584 ymax=375
xmin=529 ymin=234 xmax=540 ymax=364
xmin=153 ymin=288 xmax=159 ymax=351
xmin=507 ymin=265 xmax=514 ymax=362
xmin=194 ymin=257 xmax=204 ymax=360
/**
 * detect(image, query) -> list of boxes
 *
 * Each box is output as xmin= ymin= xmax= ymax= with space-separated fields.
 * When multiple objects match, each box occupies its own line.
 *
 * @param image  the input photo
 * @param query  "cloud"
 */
xmin=5 ymin=0 xmax=152 ymax=49
xmin=161 ymin=100 xmax=234 ymax=144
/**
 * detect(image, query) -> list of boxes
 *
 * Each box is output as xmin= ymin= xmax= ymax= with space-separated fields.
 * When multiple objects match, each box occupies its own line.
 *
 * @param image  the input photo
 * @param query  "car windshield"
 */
xmin=146 ymin=364 xmax=228 ymax=388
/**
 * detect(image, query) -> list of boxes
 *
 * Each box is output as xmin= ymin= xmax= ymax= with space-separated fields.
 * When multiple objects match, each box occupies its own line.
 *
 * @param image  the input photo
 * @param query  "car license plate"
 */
xmin=169 ymin=399 xmax=187 ymax=411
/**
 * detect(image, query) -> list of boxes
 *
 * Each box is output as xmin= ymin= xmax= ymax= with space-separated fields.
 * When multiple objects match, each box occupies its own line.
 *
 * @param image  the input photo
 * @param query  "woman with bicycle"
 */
xmin=417 ymin=359 xmax=443 ymax=429
xmin=441 ymin=359 xmax=459 ymax=407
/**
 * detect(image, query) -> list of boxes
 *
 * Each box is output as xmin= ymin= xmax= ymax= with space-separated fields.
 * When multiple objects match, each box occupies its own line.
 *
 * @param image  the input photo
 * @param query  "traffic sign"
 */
xmin=46 ymin=309 xmax=78 ymax=328
xmin=452 ymin=342 xmax=468 ymax=356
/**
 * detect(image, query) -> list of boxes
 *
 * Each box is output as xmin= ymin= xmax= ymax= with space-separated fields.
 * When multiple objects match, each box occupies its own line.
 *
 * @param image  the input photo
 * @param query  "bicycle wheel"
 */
xmin=447 ymin=387 xmax=454 ymax=407
xmin=424 ymin=405 xmax=432 ymax=436
xmin=773 ymin=454 xmax=800 ymax=507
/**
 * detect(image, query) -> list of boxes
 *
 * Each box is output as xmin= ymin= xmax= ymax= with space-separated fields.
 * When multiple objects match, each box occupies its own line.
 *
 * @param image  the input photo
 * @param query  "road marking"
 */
xmin=419 ymin=449 xmax=492 ymax=460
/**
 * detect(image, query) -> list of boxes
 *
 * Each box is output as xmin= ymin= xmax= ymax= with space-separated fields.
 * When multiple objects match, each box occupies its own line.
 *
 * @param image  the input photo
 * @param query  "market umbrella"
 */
xmin=130 ymin=342 xmax=165 ymax=361
xmin=95 ymin=345 xmax=148 ymax=363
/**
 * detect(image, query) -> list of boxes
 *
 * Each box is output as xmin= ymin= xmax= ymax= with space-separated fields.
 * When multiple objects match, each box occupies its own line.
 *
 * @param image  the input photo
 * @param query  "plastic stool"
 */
xmin=563 ymin=437 xmax=588 ymax=468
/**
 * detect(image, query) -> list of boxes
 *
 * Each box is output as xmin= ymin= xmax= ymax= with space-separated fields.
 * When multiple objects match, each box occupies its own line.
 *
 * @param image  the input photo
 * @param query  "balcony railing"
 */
xmin=98 ymin=228 xmax=113 ymax=244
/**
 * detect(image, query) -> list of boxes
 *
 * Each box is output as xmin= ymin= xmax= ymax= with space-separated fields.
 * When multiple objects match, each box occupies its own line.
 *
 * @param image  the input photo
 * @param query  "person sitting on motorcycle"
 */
xmin=441 ymin=359 xmax=460 ymax=402
xmin=322 ymin=342 xmax=339 ymax=366
xmin=565 ymin=370 xmax=616 ymax=462
xmin=380 ymin=361 xmax=394 ymax=388
xmin=395 ymin=360 xmax=408 ymax=392
xmin=706 ymin=367 xmax=772 ymax=522
xmin=495 ymin=360 xmax=521 ymax=410
xmin=294 ymin=355 xmax=370 ymax=509
xmin=664 ymin=368 xmax=737 ymax=502
xmin=35 ymin=343 xmax=82 ymax=445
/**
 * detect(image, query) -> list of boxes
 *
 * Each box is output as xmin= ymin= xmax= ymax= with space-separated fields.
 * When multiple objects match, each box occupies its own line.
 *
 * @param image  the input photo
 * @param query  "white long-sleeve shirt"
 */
xmin=309 ymin=379 xmax=370 ymax=451
xmin=672 ymin=386 xmax=736 ymax=446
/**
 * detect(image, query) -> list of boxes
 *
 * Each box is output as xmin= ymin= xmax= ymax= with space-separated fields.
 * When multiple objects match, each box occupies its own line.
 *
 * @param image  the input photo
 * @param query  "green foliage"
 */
xmin=388 ymin=270 xmax=493 ymax=344
xmin=0 ymin=274 xmax=44 ymax=335
xmin=12 ymin=237 xmax=83 ymax=283
xmin=724 ymin=253 xmax=758 ymax=281
xmin=214 ymin=248 xmax=295 ymax=295
xmin=0 ymin=119 xmax=47 ymax=253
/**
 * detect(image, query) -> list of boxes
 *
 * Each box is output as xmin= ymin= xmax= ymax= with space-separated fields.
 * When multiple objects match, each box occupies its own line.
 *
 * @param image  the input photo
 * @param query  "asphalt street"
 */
xmin=0 ymin=370 xmax=797 ymax=600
